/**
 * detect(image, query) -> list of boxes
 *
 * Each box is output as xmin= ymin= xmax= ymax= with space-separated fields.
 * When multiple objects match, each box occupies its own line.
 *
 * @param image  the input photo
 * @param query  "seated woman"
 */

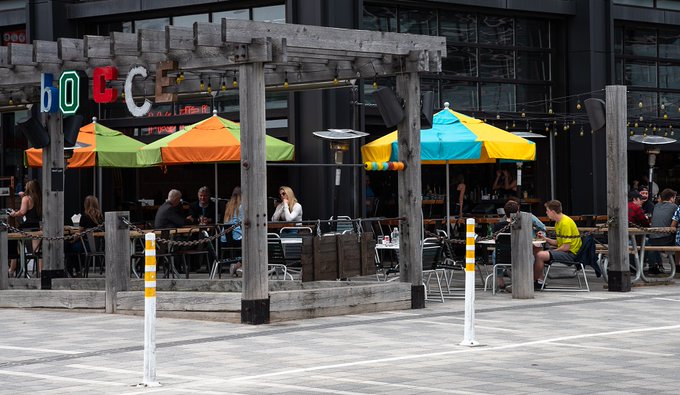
xmin=271 ymin=186 xmax=303 ymax=222
xmin=65 ymin=195 xmax=103 ymax=276
xmin=8 ymin=180 xmax=42 ymax=276
xmin=492 ymin=169 xmax=518 ymax=198
xmin=221 ymin=186 xmax=243 ymax=277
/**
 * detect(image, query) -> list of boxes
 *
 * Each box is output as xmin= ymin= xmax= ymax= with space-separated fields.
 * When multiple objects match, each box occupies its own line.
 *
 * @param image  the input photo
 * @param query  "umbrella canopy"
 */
xmin=25 ymin=121 xmax=149 ymax=168
xmin=137 ymin=113 xmax=295 ymax=165
xmin=361 ymin=104 xmax=536 ymax=163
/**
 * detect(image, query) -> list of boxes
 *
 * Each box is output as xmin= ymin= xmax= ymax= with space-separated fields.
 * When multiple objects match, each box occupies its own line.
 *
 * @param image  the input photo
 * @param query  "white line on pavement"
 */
xmin=311 ymin=374 xmax=484 ymax=394
xmin=0 ymin=369 xmax=125 ymax=386
xmin=548 ymin=342 xmax=674 ymax=357
xmin=412 ymin=319 xmax=521 ymax=332
xmin=653 ymin=297 xmax=680 ymax=302
xmin=0 ymin=345 xmax=81 ymax=355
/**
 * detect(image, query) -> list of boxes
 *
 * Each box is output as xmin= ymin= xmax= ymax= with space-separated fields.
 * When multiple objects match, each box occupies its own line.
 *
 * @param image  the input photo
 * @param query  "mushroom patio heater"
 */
xmin=629 ymin=134 xmax=677 ymax=196
xmin=313 ymin=129 xmax=368 ymax=231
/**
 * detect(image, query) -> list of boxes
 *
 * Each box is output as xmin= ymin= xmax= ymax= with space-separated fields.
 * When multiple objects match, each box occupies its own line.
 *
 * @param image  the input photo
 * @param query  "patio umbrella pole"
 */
xmin=516 ymin=162 xmax=522 ymax=210
xmin=445 ymin=161 xmax=450 ymax=237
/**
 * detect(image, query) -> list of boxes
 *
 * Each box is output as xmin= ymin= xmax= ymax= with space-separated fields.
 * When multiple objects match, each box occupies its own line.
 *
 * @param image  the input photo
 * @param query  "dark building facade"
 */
xmin=2 ymin=0 xmax=680 ymax=220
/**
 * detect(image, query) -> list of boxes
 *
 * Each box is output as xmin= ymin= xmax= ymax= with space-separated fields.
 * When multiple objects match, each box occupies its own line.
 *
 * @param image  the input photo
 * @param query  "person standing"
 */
xmin=648 ymin=188 xmax=677 ymax=274
xmin=271 ymin=186 xmax=303 ymax=222
xmin=534 ymin=200 xmax=581 ymax=290
xmin=154 ymin=189 xmax=187 ymax=228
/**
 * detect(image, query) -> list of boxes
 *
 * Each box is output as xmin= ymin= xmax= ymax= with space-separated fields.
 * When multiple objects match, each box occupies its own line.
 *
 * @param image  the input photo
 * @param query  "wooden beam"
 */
xmin=239 ymin=61 xmax=270 ymax=324
xmin=395 ymin=71 xmax=424 ymax=308
xmin=111 ymin=31 xmax=138 ymax=56
xmin=41 ymin=112 xmax=65 ymax=287
xmin=606 ymin=85 xmax=631 ymax=292
xmin=104 ymin=211 xmax=131 ymax=313
xmin=57 ymin=38 xmax=86 ymax=62
xmin=8 ymin=43 xmax=36 ymax=66
xmin=84 ymin=35 xmax=111 ymax=58
xmin=138 ymin=29 xmax=166 ymax=53
xmin=34 ymin=41 xmax=60 ymax=64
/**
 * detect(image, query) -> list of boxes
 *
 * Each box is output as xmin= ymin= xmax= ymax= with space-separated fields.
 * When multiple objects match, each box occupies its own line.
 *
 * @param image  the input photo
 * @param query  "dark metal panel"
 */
xmin=67 ymin=0 xmax=142 ymax=19
xmin=431 ymin=0 xmax=576 ymax=15
xmin=612 ymin=5 xmax=680 ymax=25
xmin=0 ymin=9 xmax=25 ymax=27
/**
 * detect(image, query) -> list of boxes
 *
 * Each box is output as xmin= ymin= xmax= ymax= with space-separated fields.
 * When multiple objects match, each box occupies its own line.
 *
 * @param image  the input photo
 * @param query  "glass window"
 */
xmin=398 ymin=8 xmax=437 ymax=35
xmin=515 ymin=18 xmax=549 ymax=48
xmin=135 ymin=18 xmax=170 ymax=32
xmin=614 ymin=59 xmax=624 ymax=84
xmin=659 ymin=63 xmax=680 ymax=89
xmin=479 ymin=49 xmax=514 ymax=79
xmin=659 ymin=93 xmax=680 ymax=119
xmin=624 ymin=60 xmax=657 ymax=87
xmin=173 ymin=14 xmax=209 ymax=27
xmin=480 ymin=83 xmax=515 ymax=112
xmin=421 ymin=78 xmax=441 ymax=109
xmin=442 ymin=45 xmax=477 ymax=76
xmin=614 ymin=27 xmax=623 ymax=55
xmin=613 ymin=0 xmax=653 ymax=6
xmin=253 ymin=5 xmax=285 ymax=23
xmin=517 ymin=85 xmax=550 ymax=113
xmin=478 ymin=16 xmax=513 ymax=46
xmin=657 ymin=0 xmax=680 ymax=10
xmin=516 ymin=51 xmax=550 ymax=81
xmin=441 ymin=81 xmax=477 ymax=111
xmin=439 ymin=12 xmax=476 ymax=43
xmin=363 ymin=5 xmax=397 ymax=32
xmin=658 ymin=29 xmax=680 ymax=58
xmin=213 ymin=9 xmax=250 ymax=21
xmin=623 ymin=28 xmax=656 ymax=57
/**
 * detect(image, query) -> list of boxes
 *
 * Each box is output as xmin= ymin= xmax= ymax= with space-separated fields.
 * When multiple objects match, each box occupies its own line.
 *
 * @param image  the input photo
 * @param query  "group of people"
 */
xmin=7 ymin=179 xmax=105 ymax=278
xmin=628 ymin=183 xmax=680 ymax=274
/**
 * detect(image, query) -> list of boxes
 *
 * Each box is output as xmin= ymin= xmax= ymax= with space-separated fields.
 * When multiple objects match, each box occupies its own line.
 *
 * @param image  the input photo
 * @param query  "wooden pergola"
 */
xmin=0 ymin=19 xmax=446 ymax=323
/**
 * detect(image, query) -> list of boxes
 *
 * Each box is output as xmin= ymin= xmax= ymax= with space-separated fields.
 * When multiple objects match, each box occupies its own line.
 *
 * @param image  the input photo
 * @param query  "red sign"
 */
xmin=2 ymin=29 xmax=26 ymax=46
xmin=142 ymin=104 xmax=211 ymax=135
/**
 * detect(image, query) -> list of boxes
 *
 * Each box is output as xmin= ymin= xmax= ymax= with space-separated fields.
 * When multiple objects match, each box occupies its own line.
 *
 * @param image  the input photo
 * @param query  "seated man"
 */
xmin=154 ymin=189 xmax=187 ymax=228
xmin=187 ymin=186 xmax=219 ymax=225
xmin=534 ymin=199 xmax=581 ymax=290
xmin=648 ymin=188 xmax=677 ymax=274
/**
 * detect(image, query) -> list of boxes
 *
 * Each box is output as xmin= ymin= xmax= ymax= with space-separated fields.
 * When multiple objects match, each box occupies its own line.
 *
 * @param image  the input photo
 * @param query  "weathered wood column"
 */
xmin=239 ymin=62 xmax=270 ymax=324
xmin=606 ymin=85 xmax=631 ymax=292
xmin=105 ymin=211 xmax=131 ymax=313
xmin=0 ymin=213 xmax=8 ymax=290
xmin=511 ymin=212 xmax=533 ymax=299
xmin=41 ymin=112 xmax=64 ymax=289
xmin=396 ymin=70 xmax=424 ymax=308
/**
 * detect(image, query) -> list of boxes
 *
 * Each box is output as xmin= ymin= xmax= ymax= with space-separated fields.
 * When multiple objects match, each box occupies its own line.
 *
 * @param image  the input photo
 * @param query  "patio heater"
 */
xmin=511 ymin=131 xmax=546 ymax=210
xmin=313 ymin=129 xmax=368 ymax=231
xmin=629 ymin=134 xmax=677 ymax=195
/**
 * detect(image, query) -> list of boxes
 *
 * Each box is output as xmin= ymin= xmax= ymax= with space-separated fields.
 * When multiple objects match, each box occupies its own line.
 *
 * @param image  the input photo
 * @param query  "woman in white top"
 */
xmin=271 ymin=185 xmax=303 ymax=222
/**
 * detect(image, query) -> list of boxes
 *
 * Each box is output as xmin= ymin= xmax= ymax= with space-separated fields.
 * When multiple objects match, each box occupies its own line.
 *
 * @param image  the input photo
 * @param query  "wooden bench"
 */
xmin=596 ymin=245 xmax=678 ymax=282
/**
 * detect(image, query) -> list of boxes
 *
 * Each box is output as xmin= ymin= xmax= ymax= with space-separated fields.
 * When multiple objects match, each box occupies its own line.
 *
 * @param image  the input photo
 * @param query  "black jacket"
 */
xmin=154 ymin=201 xmax=186 ymax=229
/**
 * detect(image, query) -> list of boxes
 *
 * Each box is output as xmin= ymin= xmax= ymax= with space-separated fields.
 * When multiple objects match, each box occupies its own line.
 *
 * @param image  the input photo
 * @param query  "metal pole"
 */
xmin=460 ymin=218 xmax=479 ymax=346
xmin=445 ymin=161 xmax=450 ymax=237
xmin=516 ymin=161 xmax=523 ymax=209
xmin=333 ymin=149 xmax=343 ymax=232
xmin=140 ymin=232 xmax=160 ymax=387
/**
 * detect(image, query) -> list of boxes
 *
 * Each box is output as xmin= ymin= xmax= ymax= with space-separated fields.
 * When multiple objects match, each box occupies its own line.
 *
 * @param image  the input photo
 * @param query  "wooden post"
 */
xmin=41 ymin=112 xmax=64 ymax=289
xmin=105 ymin=211 xmax=131 ymax=313
xmin=511 ymin=212 xmax=534 ymax=299
xmin=395 ymin=71 xmax=424 ymax=308
xmin=606 ymin=85 xmax=631 ymax=292
xmin=0 ymin=213 xmax=8 ymax=290
xmin=239 ymin=61 xmax=270 ymax=324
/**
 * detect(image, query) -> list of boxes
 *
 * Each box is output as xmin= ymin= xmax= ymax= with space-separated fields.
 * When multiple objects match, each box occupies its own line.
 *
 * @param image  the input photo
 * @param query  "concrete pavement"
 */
xmin=1 ymin=281 xmax=679 ymax=394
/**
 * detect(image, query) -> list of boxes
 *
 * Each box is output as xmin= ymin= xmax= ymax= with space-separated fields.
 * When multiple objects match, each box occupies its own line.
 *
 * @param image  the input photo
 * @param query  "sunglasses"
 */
xmin=280 ymin=192 xmax=287 ymax=196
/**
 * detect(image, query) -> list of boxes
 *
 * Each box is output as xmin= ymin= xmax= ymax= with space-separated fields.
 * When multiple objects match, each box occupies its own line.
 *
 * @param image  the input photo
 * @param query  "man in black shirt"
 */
xmin=154 ymin=189 xmax=186 ymax=228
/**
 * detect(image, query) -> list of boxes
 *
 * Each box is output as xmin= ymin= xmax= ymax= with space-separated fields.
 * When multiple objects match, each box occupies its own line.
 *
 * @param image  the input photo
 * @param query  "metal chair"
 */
xmin=173 ymin=228 xmax=210 ymax=278
xmin=542 ymin=235 xmax=593 ymax=292
xmin=81 ymin=233 xmax=105 ymax=278
xmin=422 ymin=243 xmax=445 ymax=302
xmin=267 ymin=233 xmax=296 ymax=280
xmin=483 ymin=233 xmax=512 ymax=295
xmin=207 ymin=230 xmax=241 ymax=279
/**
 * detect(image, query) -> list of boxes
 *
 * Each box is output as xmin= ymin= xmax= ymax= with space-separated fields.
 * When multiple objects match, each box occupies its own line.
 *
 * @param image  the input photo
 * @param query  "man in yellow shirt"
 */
xmin=534 ymin=200 xmax=581 ymax=290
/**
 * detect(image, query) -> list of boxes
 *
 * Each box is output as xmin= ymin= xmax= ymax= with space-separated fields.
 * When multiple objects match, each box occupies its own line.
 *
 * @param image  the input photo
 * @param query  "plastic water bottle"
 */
xmin=391 ymin=227 xmax=400 ymax=245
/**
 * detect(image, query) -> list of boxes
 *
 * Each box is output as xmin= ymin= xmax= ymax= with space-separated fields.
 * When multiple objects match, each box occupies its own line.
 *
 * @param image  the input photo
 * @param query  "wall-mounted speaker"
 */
xmin=16 ymin=117 xmax=50 ymax=148
xmin=373 ymin=87 xmax=404 ymax=128
xmin=63 ymin=114 xmax=84 ymax=147
xmin=421 ymin=91 xmax=434 ymax=129
xmin=584 ymin=98 xmax=606 ymax=132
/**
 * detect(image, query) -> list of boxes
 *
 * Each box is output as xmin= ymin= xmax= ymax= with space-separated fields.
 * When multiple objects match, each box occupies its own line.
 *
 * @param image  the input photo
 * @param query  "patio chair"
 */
xmin=268 ymin=233 xmax=296 ymax=280
xmin=173 ymin=228 xmax=210 ymax=278
xmin=483 ymin=233 xmax=512 ymax=295
xmin=422 ymin=243 xmax=445 ymax=302
xmin=206 ymin=230 xmax=241 ymax=279
xmin=81 ymin=233 xmax=105 ymax=278
xmin=541 ymin=235 xmax=594 ymax=292
xmin=329 ymin=216 xmax=354 ymax=234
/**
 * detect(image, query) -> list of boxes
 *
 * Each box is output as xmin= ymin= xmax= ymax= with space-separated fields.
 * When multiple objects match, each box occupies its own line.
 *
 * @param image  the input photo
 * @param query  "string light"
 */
xmin=372 ymin=73 xmax=378 ymax=89
xmin=630 ymin=129 xmax=635 ymax=136
xmin=496 ymin=113 xmax=500 ymax=120
xmin=671 ymin=125 xmax=674 ymax=136
xmin=661 ymin=103 xmax=666 ymax=111
xmin=199 ymin=79 xmax=205 ymax=91
xmin=221 ymin=78 xmax=227 ymax=92
xmin=576 ymin=97 xmax=582 ymax=110
xmin=664 ymin=113 xmax=669 ymax=119
xmin=176 ymin=71 xmax=185 ymax=84
xmin=232 ymin=71 xmax=238 ymax=88
xmin=548 ymin=106 xmax=553 ymax=115
xmin=639 ymin=115 xmax=644 ymax=122
xmin=579 ymin=126 xmax=584 ymax=137
xmin=283 ymin=71 xmax=289 ymax=89
xmin=207 ymin=77 xmax=212 ymax=93
xmin=521 ymin=109 xmax=526 ymax=118
xmin=638 ymin=96 xmax=643 ymax=108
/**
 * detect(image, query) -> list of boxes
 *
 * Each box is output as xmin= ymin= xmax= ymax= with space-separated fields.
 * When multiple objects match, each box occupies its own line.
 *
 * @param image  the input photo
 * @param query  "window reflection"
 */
xmin=442 ymin=81 xmax=478 ymax=111
xmin=443 ymin=45 xmax=477 ymax=76
xmin=516 ymin=51 xmax=549 ymax=81
xmin=135 ymin=18 xmax=170 ymax=32
xmin=363 ymin=5 xmax=397 ymax=32
xmin=213 ymin=9 xmax=250 ymax=21
xmin=479 ymin=49 xmax=514 ymax=79
xmin=515 ymin=19 xmax=549 ymax=48
xmin=479 ymin=16 xmax=513 ymax=45
xmin=253 ymin=5 xmax=285 ymax=23
xmin=624 ymin=60 xmax=657 ymax=87
xmin=439 ymin=12 xmax=476 ymax=43
xmin=658 ymin=29 xmax=680 ymax=58
xmin=173 ymin=14 xmax=209 ymax=27
xmin=399 ymin=9 xmax=437 ymax=35
xmin=623 ymin=28 xmax=656 ymax=57
xmin=481 ymin=83 xmax=515 ymax=112
xmin=659 ymin=63 xmax=680 ymax=89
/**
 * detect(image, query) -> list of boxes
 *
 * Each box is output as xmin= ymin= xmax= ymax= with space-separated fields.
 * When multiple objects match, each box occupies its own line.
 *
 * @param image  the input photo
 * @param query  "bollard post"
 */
xmin=105 ymin=211 xmax=130 ymax=313
xmin=460 ymin=218 xmax=479 ymax=346
xmin=0 ymin=214 xmax=8 ymax=290
xmin=140 ymin=232 xmax=160 ymax=387
xmin=511 ymin=212 xmax=534 ymax=299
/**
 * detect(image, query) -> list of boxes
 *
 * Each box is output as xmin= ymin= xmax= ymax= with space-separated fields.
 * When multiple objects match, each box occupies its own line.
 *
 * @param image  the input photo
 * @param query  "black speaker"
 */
xmin=584 ymin=98 xmax=606 ymax=132
xmin=373 ymin=87 xmax=404 ymax=127
xmin=421 ymin=91 xmax=434 ymax=129
xmin=63 ymin=114 xmax=84 ymax=148
xmin=17 ymin=116 xmax=50 ymax=149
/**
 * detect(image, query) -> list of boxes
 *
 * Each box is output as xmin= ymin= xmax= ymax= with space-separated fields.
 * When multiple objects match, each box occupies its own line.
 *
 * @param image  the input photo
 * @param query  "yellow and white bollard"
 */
xmin=141 ymin=232 xmax=160 ymax=387
xmin=460 ymin=218 xmax=480 ymax=346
